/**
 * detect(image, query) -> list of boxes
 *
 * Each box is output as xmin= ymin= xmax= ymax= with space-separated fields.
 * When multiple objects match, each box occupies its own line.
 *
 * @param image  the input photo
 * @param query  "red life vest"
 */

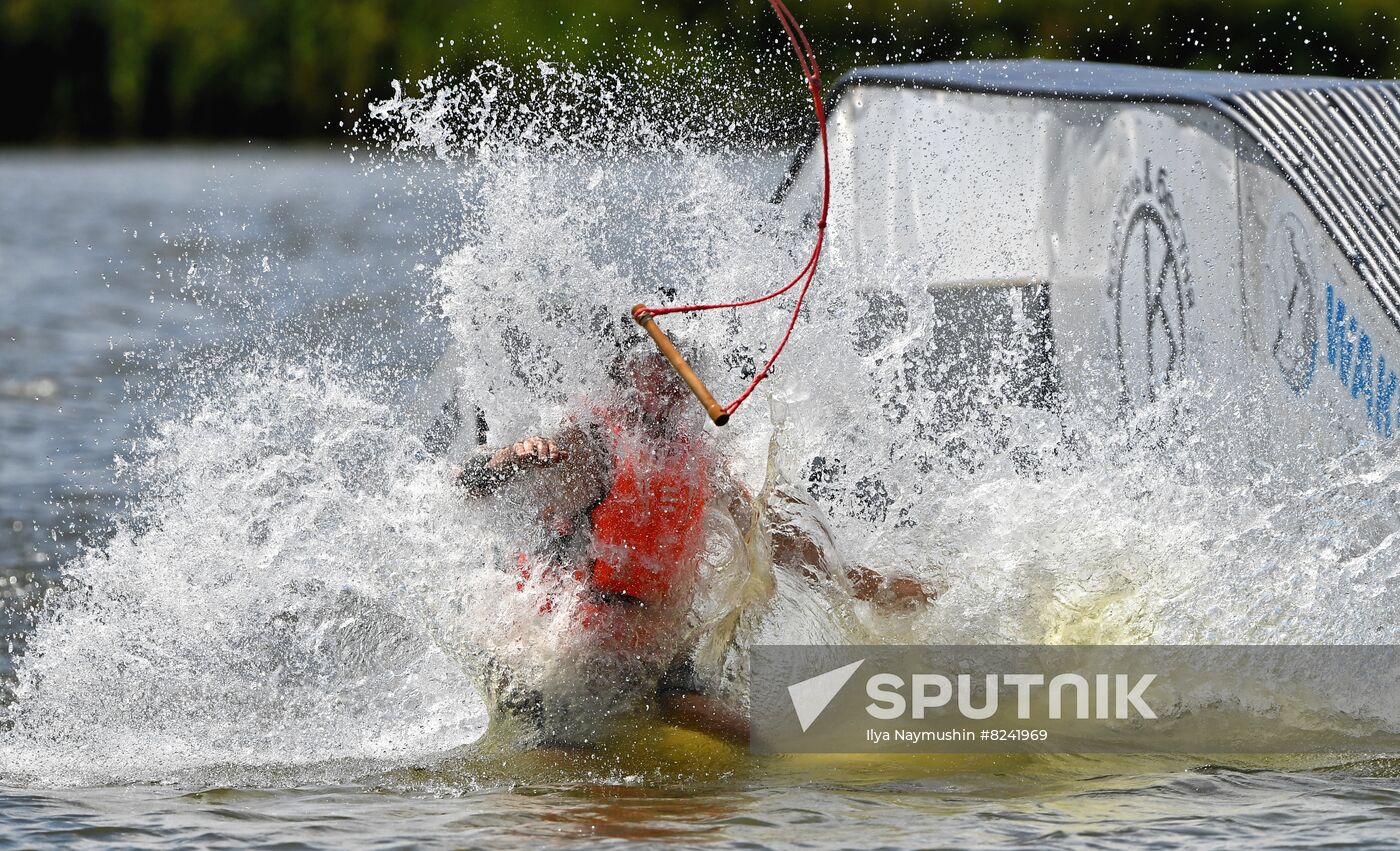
xmin=586 ymin=410 xmax=709 ymax=607
xmin=513 ymin=408 xmax=709 ymax=620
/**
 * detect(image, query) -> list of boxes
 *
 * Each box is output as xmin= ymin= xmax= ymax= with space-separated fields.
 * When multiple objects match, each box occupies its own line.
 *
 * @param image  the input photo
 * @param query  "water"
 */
xmin=1 ymin=752 xmax=1399 ymax=847
xmin=2 ymin=60 xmax=1399 ymax=846
xmin=0 ymin=146 xmax=456 ymax=695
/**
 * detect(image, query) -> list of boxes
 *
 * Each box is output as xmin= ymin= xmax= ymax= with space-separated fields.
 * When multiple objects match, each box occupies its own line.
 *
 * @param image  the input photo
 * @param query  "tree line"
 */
xmin=5 ymin=0 xmax=1398 ymax=142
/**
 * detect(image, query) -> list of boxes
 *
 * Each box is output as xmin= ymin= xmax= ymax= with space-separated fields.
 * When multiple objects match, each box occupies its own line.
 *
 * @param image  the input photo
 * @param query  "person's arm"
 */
xmin=771 ymin=526 xmax=933 ymax=609
xmin=450 ymin=434 xmax=570 ymax=497
xmin=842 ymin=564 xmax=936 ymax=611
xmin=757 ymin=482 xmax=938 ymax=612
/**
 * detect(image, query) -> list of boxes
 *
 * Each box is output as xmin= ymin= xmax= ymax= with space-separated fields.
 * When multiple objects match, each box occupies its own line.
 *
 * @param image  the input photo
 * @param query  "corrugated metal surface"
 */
xmin=1224 ymin=86 xmax=1400 ymax=325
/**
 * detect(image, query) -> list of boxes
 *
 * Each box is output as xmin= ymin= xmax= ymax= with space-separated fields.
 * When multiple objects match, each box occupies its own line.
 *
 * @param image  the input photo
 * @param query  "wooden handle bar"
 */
xmin=631 ymin=305 xmax=730 ymax=426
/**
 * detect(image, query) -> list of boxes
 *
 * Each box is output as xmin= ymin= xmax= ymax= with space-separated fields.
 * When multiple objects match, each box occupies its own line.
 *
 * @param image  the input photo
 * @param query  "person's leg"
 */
xmin=659 ymin=690 xmax=750 ymax=745
xmin=656 ymin=656 xmax=749 ymax=745
xmin=483 ymin=657 xmax=541 ymax=717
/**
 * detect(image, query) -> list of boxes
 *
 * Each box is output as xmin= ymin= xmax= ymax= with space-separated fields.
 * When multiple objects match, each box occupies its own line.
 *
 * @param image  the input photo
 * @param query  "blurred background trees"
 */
xmin=5 ymin=0 xmax=1399 ymax=142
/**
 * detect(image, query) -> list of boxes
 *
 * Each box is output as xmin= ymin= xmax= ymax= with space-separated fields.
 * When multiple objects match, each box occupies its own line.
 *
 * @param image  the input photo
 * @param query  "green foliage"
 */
xmin=5 ymin=0 xmax=1400 ymax=141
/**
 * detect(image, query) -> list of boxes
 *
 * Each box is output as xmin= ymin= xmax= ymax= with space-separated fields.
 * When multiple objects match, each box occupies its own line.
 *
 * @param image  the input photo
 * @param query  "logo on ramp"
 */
xmin=788 ymin=659 xmax=864 ymax=732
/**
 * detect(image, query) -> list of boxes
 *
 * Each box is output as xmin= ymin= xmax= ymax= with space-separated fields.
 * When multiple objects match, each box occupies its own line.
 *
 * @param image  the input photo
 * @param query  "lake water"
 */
xmin=0 ymin=147 xmax=454 ymax=685
xmin=1 ymin=147 xmax=1398 ymax=849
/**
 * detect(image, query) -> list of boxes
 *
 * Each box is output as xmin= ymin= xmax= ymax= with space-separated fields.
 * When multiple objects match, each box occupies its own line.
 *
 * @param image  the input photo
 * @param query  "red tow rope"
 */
xmin=631 ymin=0 xmax=832 ymax=426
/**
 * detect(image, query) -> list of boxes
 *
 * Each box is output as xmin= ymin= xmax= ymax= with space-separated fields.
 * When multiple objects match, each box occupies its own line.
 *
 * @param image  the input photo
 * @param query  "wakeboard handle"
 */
xmin=631 ymin=304 xmax=730 ymax=426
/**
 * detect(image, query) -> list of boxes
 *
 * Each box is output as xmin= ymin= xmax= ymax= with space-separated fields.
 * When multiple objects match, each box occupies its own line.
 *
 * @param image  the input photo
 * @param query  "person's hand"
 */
xmin=489 ymin=436 xmax=567 ymax=470
xmin=884 ymin=576 xmax=935 ymax=611
xmin=846 ymin=565 xmax=938 ymax=611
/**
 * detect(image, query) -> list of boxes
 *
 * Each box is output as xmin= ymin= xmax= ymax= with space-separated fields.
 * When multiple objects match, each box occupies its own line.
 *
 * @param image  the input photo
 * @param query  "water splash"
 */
xmin=4 ymin=43 xmax=1398 ymax=786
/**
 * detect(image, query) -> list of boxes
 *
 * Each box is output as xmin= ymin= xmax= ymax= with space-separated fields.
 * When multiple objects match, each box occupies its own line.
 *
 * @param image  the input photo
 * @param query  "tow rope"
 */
xmin=632 ymin=0 xmax=831 ymax=427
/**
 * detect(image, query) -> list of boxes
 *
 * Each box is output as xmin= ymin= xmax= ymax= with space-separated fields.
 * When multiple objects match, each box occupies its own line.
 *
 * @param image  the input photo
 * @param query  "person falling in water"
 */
xmin=449 ymin=336 xmax=934 ymax=746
